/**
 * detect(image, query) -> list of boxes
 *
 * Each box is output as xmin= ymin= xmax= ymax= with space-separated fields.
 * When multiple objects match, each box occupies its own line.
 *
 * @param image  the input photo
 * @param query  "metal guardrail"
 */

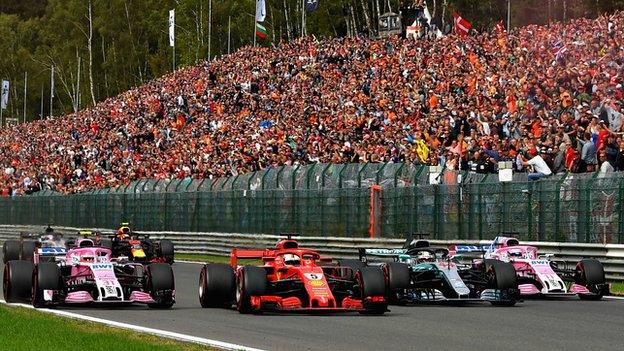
xmin=1 ymin=225 xmax=622 ymax=281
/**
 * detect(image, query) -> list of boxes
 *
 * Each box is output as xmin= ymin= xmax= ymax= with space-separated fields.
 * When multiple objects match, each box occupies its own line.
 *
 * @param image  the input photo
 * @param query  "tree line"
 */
xmin=0 ymin=0 xmax=621 ymax=122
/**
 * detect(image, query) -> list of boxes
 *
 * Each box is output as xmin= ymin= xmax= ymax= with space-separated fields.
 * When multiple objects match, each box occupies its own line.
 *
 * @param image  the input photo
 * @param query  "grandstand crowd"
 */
xmin=2 ymin=12 xmax=624 ymax=194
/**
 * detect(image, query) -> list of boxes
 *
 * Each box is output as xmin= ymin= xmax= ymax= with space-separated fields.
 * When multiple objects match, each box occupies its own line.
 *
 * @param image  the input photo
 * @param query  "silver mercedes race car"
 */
xmin=347 ymin=237 xmax=520 ymax=306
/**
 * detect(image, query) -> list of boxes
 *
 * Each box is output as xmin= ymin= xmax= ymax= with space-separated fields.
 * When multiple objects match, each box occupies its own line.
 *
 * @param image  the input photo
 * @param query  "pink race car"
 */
xmin=478 ymin=237 xmax=608 ymax=300
xmin=3 ymin=238 xmax=175 ymax=308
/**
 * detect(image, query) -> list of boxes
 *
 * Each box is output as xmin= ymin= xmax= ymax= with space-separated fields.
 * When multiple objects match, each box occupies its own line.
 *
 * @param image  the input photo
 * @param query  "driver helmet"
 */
xmin=283 ymin=253 xmax=301 ymax=266
xmin=45 ymin=226 xmax=59 ymax=239
xmin=417 ymin=251 xmax=435 ymax=263
xmin=117 ymin=224 xmax=131 ymax=240
xmin=509 ymin=250 xmax=523 ymax=257
xmin=93 ymin=231 xmax=102 ymax=244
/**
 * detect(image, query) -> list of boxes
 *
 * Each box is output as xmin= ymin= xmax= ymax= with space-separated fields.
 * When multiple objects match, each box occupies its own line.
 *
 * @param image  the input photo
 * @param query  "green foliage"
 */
xmin=0 ymin=0 xmax=623 ymax=122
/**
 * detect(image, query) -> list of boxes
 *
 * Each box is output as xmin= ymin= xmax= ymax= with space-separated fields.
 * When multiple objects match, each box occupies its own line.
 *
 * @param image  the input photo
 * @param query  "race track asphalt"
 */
xmin=2 ymin=254 xmax=624 ymax=351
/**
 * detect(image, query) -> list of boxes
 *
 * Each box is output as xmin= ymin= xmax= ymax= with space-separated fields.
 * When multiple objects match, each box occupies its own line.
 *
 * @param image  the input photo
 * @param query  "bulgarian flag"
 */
xmin=256 ymin=22 xmax=268 ymax=39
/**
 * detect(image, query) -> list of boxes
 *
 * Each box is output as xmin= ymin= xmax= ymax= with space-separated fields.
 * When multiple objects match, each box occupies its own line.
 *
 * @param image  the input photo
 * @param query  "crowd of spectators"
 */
xmin=1 ymin=12 xmax=624 ymax=195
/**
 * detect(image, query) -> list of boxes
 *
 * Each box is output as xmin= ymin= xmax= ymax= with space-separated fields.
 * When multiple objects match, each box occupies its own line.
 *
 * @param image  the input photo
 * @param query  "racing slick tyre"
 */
xmin=3 ymin=260 xmax=34 ymax=302
xmin=384 ymin=262 xmax=411 ymax=304
xmin=484 ymin=259 xmax=517 ymax=307
xmin=236 ymin=266 xmax=266 ymax=314
xmin=340 ymin=259 xmax=366 ymax=280
xmin=146 ymin=263 xmax=175 ymax=309
xmin=32 ymin=262 xmax=61 ymax=307
xmin=2 ymin=240 xmax=21 ymax=263
xmin=199 ymin=264 xmax=235 ymax=308
xmin=576 ymin=259 xmax=606 ymax=300
xmin=159 ymin=240 xmax=175 ymax=264
xmin=386 ymin=262 xmax=411 ymax=290
xmin=358 ymin=267 xmax=388 ymax=315
xmin=20 ymin=241 xmax=37 ymax=262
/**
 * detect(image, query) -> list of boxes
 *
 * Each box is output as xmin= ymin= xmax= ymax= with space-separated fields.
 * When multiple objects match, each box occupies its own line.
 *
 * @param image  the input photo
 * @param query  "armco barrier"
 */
xmin=1 ymin=225 xmax=622 ymax=282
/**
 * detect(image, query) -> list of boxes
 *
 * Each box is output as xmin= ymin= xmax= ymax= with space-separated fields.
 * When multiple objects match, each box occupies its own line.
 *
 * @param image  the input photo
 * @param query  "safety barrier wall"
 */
xmin=0 ymin=163 xmax=623 ymax=243
xmin=1 ymin=225 xmax=622 ymax=282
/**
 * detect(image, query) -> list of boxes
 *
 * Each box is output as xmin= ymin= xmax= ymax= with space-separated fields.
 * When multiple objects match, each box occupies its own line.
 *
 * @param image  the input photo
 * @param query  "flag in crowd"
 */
xmin=551 ymin=39 xmax=568 ymax=61
xmin=1 ymin=80 xmax=9 ymax=110
xmin=305 ymin=0 xmax=320 ymax=13
xmin=256 ymin=23 xmax=268 ymax=39
xmin=453 ymin=12 xmax=472 ymax=37
xmin=256 ymin=0 xmax=266 ymax=22
xmin=169 ymin=9 xmax=175 ymax=47
xmin=495 ymin=20 xmax=506 ymax=33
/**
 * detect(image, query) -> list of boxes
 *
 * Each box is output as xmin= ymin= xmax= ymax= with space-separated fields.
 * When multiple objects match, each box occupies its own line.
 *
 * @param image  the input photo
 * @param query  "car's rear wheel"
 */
xmin=576 ymin=259 xmax=605 ymax=300
xmin=20 ymin=241 xmax=37 ymax=262
xmin=358 ymin=267 xmax=388 ymax=315
xmin=339 ymin=259 xmax=366 ymax=280
xmin=199 ymin=264 xmax=235 ymax=308
xmin=236 ymin=266 xmax=266 ymax=314
xmin=3 ymin=260 xmax=34 ymax=302
xmin=159 ymin=240 xmax=174 ymax=264
xmin=32 ymin=263 xmax=61 ymax=307
xmin=484 ymin=259 xmax=517 ymax=307
xmin=2 ymin=240 xmax=21 ymax=263
xmin=146 ymin=263 xmax=175 ymax=309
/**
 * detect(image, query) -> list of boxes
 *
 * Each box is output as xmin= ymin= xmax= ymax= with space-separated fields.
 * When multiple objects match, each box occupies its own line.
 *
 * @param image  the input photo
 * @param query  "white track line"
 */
xmin=605 ymin=296 xmax=624 ymax=300
xmin=0 ymin=299 xmax=266 ymax=351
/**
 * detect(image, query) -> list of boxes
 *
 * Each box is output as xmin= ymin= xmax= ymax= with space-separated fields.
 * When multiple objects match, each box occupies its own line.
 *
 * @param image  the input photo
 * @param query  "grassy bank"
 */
xmin=175 ymin=253 xmax=259 ymax=265
xmin=175 ymin=253 xmax=229 ymax=264
xmin=0 ymin=305 xmax=214 ymax=351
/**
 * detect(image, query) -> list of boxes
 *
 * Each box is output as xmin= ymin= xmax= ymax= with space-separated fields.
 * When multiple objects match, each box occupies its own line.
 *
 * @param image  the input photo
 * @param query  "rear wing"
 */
xmin=230 ymin=248 xmax=267 ymax=267
xmin=448 ymin=245 xmax=490 ymax=257
xmin=358 ymin=248 xmax=407 ymax=262
xmin=37 ymin=247 xmax=66 ymax=255
xmin=79 ymin=230 xmax=93 ymax=238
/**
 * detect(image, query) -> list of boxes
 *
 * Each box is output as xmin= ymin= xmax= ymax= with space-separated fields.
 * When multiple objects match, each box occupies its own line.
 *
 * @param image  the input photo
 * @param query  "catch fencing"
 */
xmin=0 ymin=163 xmax=622 ymax=243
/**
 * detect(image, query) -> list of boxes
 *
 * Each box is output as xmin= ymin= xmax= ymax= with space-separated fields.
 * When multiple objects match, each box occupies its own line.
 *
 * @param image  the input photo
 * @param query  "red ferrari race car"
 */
xmin=198 ymin=236 xmax=388 ymax=314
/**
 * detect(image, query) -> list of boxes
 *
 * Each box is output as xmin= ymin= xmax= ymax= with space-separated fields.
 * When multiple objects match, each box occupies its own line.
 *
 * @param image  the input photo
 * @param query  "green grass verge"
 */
xmin=0 ymin=305 xmax=214 ymax=351
xmin=175 ymin=253 xmax=230 ymax=264
xmin=175 ymin=253 xmax=259 ymax=265
xmin=612 ymin=282 xmax=624 ymax=295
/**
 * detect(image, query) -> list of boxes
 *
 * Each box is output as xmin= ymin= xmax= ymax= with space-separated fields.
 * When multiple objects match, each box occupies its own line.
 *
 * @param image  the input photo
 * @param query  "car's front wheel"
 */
xmin=576 ymin=259 xmax=606 ymax=300
xmin=236 ymin=266 xmax=266 ymax=314
xmin=32 ymin=262 xmax=61 ymax=307
xmin=3 ymin=260 xmax=34 ymax=303
xmin=358 ymin=267 xmax=388 ymax=315
xmin=146 ymin=263 xmax=175 ymax=308
xmin=484 ymin=259 xmax=518 ymax=307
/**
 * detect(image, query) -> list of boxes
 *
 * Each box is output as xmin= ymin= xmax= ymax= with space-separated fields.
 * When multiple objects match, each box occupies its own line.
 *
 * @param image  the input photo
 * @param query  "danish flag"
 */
xmin=453 ymin=12 xmax=472 ymax=37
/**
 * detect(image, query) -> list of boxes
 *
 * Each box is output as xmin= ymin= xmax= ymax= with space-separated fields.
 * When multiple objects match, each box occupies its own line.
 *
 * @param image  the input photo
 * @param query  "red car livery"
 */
xmin=198 ymin=237 xmax=388 ymax=314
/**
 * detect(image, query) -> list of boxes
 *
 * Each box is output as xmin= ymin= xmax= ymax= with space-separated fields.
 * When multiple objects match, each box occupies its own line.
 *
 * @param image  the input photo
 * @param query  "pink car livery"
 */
xmin=3 ymin=238 xmax=175 ymax=308
xmin=482 ymin=237 xmax=608 ymax=300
